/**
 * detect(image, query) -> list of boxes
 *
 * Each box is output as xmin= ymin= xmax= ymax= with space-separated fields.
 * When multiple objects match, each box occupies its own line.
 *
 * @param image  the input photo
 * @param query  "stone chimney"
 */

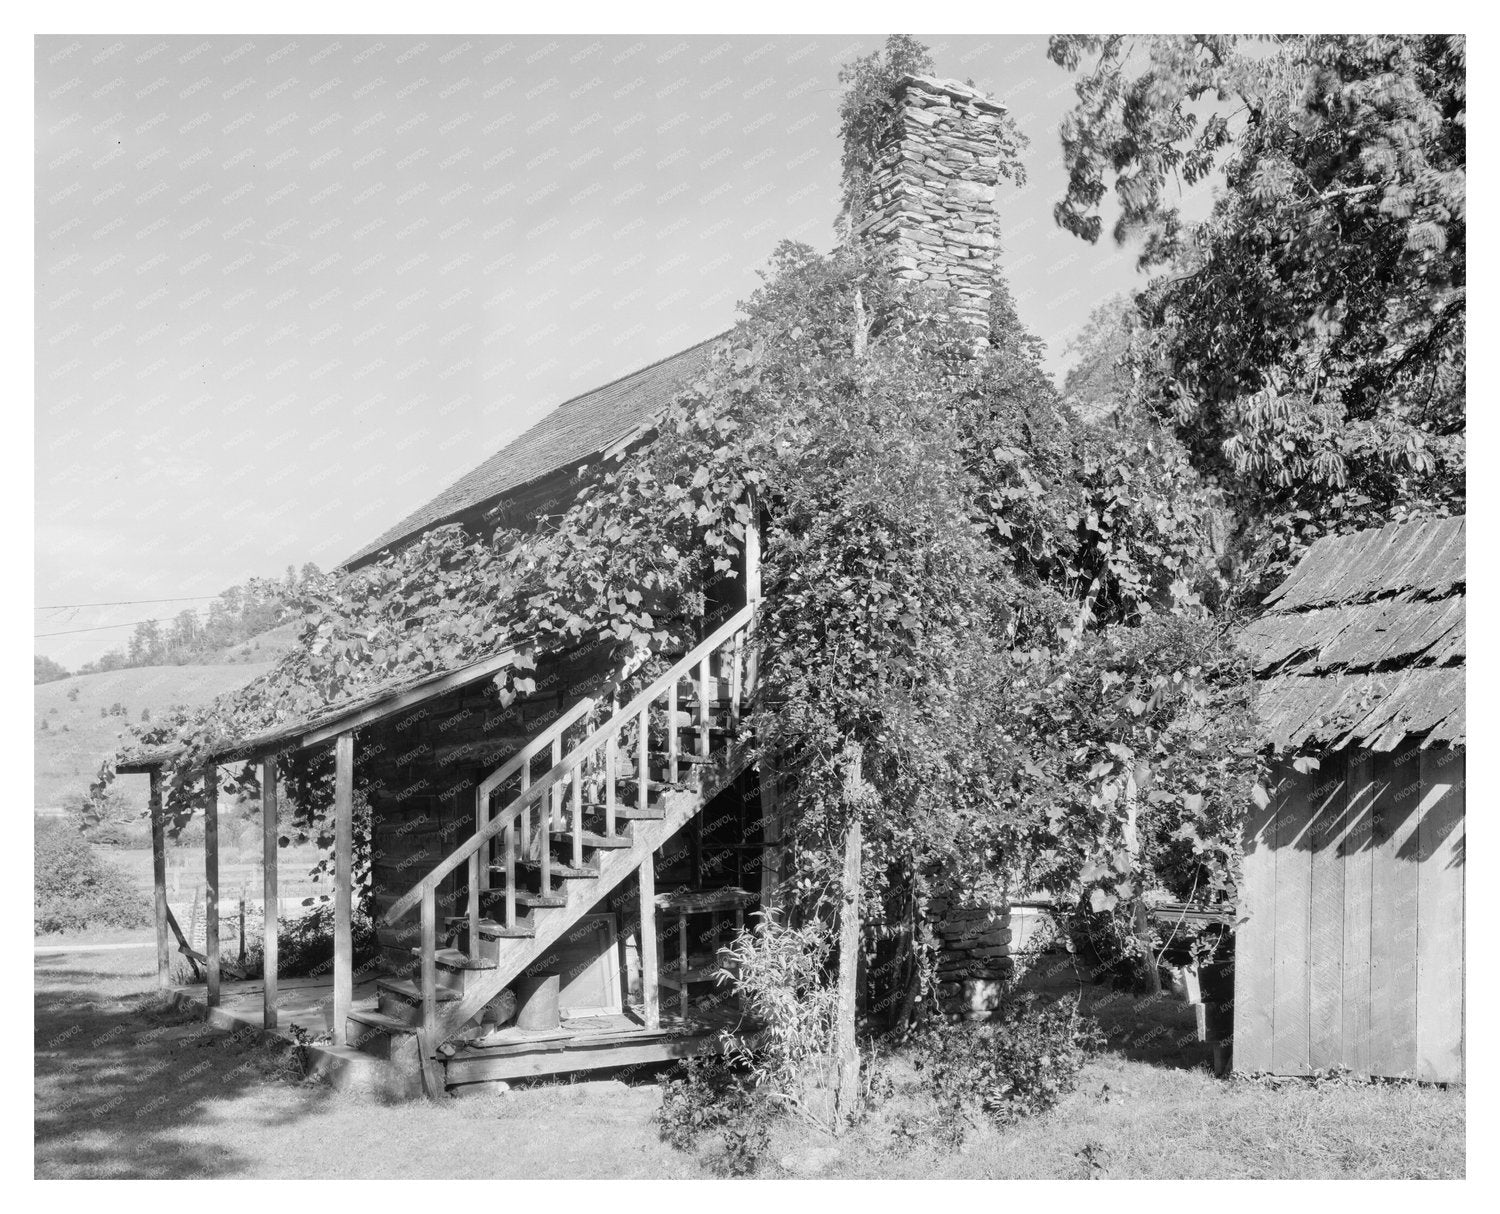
xmin=854 ymin=74 xmax=1008 ymax=346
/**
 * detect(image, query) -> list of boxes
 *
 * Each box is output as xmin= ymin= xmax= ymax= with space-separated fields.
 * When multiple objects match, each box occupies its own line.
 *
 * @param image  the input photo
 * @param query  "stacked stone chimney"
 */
xmin=855 ymin=74 xmax=1008 ymax=346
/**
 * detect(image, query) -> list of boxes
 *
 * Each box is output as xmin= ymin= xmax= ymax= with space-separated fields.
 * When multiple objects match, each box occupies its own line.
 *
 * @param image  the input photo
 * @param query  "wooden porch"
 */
xmin=170 ymin=972 xmax=747 ymax=1096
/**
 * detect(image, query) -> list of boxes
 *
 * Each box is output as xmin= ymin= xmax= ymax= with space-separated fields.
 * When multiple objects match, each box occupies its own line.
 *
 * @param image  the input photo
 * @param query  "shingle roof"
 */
xmin=344 ymin=334 xmax=725 ymax=567
xmin=1240 ymin=514 xmax=1465 ymax=752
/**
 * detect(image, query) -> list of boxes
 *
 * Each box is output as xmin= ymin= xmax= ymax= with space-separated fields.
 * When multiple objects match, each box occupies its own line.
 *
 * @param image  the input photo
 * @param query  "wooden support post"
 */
xmin=571 ymin=770 xmax=584 ymax=868
xmin=204 ymin=765 xmax=220 ymax=1007
xmin=149 ymin=769 xmax=170 ymax=989
xmin=666 ymin=683 xmax=679 ymax=784
xmin=639 ymin=853 xmax=660 ymax=1030
xmin=678 ymin=909 xmax=690 ymax=1025
xmin=421 ymin=886 xmax=438 ymax=1039
xmin=333 ymin=731 xmax=354 ymax=1047
xmin=261 ymin=756 xmax=279 ymax=1030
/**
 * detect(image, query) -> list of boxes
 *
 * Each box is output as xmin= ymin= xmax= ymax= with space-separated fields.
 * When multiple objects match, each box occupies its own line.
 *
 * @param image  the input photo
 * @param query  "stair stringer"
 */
xmin=431 ymin=740 xmax=755 ymax=1043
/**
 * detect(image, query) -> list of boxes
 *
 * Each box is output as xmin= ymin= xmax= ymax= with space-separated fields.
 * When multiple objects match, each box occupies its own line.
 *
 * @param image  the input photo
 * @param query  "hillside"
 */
xmin=34 ymin=662 xmax=272 ymax=810
xmin=211 ymin=620 xmax=301 ymax=665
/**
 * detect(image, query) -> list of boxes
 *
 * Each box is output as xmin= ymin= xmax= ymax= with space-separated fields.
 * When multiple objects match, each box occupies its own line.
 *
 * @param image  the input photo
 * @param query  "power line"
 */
xmin=34 ymin=617 xmax=190 ymax=638
xmin=35 ymin=595 xmax=220 ymax=610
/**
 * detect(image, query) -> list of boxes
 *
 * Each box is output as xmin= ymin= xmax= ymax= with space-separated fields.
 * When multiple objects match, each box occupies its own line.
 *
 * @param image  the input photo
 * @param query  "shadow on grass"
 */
xmin=1017 ymin=950 xmax=1217 ymax=1073
xmin=34 ymin=954 xmax=334 ymax=1179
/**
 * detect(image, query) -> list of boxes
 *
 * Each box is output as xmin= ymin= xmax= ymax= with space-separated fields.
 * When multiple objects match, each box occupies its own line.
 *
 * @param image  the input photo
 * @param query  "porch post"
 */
xmin=333 ymin=732 xmax=354 ymax=1046
xmin=638 ymin=852 xmax=660 ymax=1030
xmin=149 ymin=769 xmax=170 ymax=988
xmin=745 ymin=502 xmax=780 ymax=915
xmin=261 ymin=755 xmax=279 ymax=1031
xmin=204 ymin=765 xmax=220 ymax=1006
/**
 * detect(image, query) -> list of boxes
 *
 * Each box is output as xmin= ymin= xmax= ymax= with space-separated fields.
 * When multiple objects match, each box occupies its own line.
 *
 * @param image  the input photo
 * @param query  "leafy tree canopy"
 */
xmin=1050 ymin=35 xmax=1465 ymax=593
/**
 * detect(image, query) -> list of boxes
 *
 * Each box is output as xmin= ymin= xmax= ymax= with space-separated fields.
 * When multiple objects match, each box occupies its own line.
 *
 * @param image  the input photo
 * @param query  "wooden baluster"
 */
xmin=519 ymin=762 xmax=531 ymax=859
xmin=605 ymin=728 xmax=617 ymax=840
xmin=729 ymin=632 xmax=743 ymax=732
xmin=540 ymin=781 xmax=551 ymax=892
xmin=467 ymin=849 xmax=481 ymax=951
xmin=504 ymin=822 xmax=516 ymax=929
xmin=637 ymin=706 xmax=649 ymax=818
xmin=571 ymin=766 xmax=584 ymax=868
xmin=667 ymin=681 xmax=679 ymax=784
xmin=698 ymin=655 xmax=711 ymax=761
xmin=420 ymin=885 xmax=438 ymax=1038
xmin=551 ymin=735 xmax=563 ymax=832
xmin=476 ymin=786 xmax=489 ymax=895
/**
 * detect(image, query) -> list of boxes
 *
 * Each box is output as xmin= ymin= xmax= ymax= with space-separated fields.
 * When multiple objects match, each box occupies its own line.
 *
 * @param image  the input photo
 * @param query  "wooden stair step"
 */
xmin=617 ymin=777 xmax=694 ymax=793
xmin=583 ymin=803 xmax=664 ymax=821
xmin=481 ymin=889 xmax=567 ymax=909
xmin=575 ymin=830 xmax=633 ymax=849
xmin=501 ymin=860 xmax=599 ymax=879
xmin=348 ymin=1009 xmax=419 ymax=1035
xmin=648 ymin=751 xmax=715 ymax=765
xmin=412 ymin=947 xmax=497 ymax=971
xmin=377 ymin=977 xmax=461 ymax=1003
xmin=445 ymin=916 xmax=536 ymax=939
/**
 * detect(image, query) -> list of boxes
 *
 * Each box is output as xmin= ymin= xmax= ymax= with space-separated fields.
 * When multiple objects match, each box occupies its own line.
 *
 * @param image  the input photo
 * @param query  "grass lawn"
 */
xmin=34 ymin=946 xmax=1463 ymax=1179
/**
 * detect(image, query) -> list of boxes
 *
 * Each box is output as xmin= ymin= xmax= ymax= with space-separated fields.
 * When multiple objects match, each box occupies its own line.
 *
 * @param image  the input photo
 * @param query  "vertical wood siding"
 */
xmin=1234 ymin=744 xmax=1464 ymax=1083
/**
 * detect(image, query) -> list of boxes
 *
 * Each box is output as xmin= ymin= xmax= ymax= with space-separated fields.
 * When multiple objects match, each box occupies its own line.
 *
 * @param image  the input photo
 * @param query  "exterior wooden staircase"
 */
xmin=348 ymin=603 xmax=757 ymax=1093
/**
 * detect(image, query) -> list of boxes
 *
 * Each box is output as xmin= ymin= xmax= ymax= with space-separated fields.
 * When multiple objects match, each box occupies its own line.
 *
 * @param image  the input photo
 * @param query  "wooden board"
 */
xmin=1308 ymin=754 xmax=1346 ymax=1071
xmin=1233 ymin=762 xmax=1280 ymax=1072
xmin=1370 ymin=744 xmax=1420 ymax=1078
xmin=1270 ymin=765 xmax=1311 ymax=1075
xmin=1340 ymin=753 xmax=1376 ymax=1075
xmin=443 ymin=1029 xmax=728 ymax=1086
xmin=1416 ymin=745 xmax=1465 ymax=1082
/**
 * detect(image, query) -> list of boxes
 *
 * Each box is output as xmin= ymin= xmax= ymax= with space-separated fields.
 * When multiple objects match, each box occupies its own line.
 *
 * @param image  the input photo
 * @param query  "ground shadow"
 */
xmin=34 ymin=950 xmax=339 ymax=1179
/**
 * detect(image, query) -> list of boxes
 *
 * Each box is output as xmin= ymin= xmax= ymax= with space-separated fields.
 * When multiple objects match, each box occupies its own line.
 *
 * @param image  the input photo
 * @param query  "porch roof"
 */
xmin=116 ymin=638 xmax=531 ymax=773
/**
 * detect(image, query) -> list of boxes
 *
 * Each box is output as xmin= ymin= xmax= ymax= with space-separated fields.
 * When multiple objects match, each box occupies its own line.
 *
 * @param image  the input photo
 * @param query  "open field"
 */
xmin=34 ymin=946 xmax=1463 ymax=1180
xmin=34 ymin=662 xmax=274 ymax=810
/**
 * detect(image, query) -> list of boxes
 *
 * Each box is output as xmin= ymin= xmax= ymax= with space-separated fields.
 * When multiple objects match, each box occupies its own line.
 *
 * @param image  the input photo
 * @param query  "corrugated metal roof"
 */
xmin=344 ymin=334 xmax=724 ymax=567
xmin=1243 ymin=513 xmax=1465 ymax=751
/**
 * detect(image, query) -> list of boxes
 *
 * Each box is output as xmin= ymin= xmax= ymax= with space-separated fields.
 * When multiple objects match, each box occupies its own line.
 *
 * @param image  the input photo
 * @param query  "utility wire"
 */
xmin=35 ymin=595 xmax=219 ymax=610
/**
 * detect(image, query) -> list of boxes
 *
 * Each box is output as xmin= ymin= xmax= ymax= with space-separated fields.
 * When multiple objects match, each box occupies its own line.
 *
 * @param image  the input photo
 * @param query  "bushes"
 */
xmin=655 ymin=1056 xmax=773 ymax=1176
xmin=275 ymin=902 xmax=380 ymax=979
xmin=34 ymin=818 xmax=150 ymax=934
xmin=913 ymin=994 xmax=1105 ymax=1132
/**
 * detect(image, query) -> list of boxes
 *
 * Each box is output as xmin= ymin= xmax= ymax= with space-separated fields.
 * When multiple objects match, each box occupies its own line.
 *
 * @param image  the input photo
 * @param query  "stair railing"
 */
xmin=383 ymin=601 xmax=756 ymax=1039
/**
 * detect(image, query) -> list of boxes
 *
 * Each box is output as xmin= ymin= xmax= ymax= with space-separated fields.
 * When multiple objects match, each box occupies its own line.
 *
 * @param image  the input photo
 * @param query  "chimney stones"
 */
xmin=855 ymin=74 xmax=1009 ymax=347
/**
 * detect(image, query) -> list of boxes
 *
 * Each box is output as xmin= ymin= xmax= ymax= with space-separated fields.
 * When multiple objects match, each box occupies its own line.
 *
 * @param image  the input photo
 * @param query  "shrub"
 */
xmin=655 ymin=1055 xmax=772 ymax=1176
xmin=274 ymin=902 xmax=380 ymax=979
xmin=34 ymin=818 xmax=150 ymax=934
xmin=912 ymin=993 xmax=1105 ymax=1132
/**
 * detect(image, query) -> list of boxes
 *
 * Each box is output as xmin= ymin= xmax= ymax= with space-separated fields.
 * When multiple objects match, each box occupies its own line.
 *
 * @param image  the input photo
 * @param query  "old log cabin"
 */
xmin=1234 ymin=514 xmax=1465 ymax=1083
xmin=116 ymin=73 xmax=1019 ymax=1097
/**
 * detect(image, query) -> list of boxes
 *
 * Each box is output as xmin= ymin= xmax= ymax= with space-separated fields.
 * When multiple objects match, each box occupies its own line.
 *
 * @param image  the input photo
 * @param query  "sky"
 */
xmin=35 ymin=33 xmax=1217 ymax=669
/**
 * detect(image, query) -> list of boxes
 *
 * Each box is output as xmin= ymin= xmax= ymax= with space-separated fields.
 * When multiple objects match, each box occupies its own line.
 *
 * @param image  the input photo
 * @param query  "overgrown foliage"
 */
xmin=913 ymin=994 xmax=1105 ymax=1132
xmin=34 ymin=817 xmax=150 ymax=934
xmin=1050 ymin=35 xmax=1465 ymax=595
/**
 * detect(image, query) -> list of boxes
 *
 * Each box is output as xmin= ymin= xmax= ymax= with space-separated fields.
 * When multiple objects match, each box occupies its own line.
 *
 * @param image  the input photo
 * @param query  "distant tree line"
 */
xmin=40 ymin=563 xmax=323 ymax=680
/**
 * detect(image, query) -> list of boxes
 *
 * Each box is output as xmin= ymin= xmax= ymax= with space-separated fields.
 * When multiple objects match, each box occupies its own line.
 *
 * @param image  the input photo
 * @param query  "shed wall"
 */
xmin=1234 ymin=744 xmax=1464 ymax=1082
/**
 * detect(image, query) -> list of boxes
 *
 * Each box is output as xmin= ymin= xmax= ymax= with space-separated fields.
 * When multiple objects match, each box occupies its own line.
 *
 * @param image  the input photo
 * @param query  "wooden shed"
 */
xmin=1234 ymin=514 xmax=1464 ymax=1082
